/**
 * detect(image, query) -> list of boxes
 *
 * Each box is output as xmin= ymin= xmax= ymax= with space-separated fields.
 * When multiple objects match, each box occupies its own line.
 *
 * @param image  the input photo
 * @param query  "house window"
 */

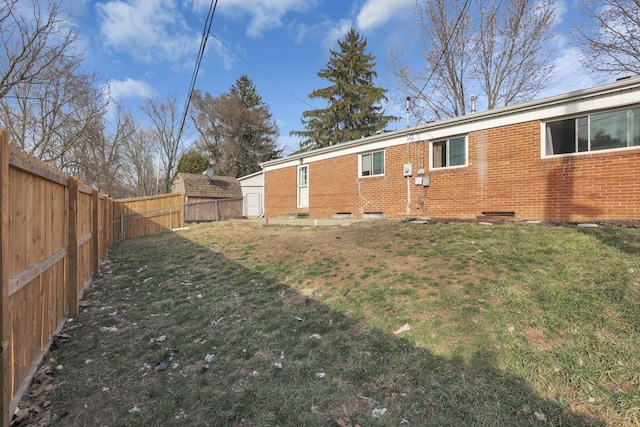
xmin=431 ymin=136 xmax=467 ymax=169
xmin=545 ymin=106 xmax=640 ymax=156
xmin=360 ymin=150 xmax=384 ymax=176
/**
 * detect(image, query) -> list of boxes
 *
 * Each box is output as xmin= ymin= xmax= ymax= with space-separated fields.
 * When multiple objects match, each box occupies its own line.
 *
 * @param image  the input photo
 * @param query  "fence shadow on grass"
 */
xmin=576 ymin=225 xmax=640 ymax=256
xmin=41 ymin=227 xmax=605 ymax=427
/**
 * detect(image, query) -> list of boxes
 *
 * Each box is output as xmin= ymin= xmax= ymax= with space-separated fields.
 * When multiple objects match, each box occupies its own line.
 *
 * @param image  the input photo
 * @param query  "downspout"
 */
xmin=406 ymin=96 xmax=412 ymax=217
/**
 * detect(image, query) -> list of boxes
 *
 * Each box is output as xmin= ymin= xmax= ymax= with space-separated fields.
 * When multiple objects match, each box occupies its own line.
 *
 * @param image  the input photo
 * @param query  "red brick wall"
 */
xmin=422 ymin=122 xmax=545 ymax=219
xmin=265 ymin=120 xmax=640 ymax=221
xmin=264 ymin=166 xmax=297 ymax=215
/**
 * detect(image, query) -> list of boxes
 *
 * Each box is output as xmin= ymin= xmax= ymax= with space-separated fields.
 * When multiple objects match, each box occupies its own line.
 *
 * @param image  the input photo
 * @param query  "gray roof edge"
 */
xmin=237 ymin=170 xmax=264 ymax=181
xmin=261 ymin=76 xmax=640 ymax=168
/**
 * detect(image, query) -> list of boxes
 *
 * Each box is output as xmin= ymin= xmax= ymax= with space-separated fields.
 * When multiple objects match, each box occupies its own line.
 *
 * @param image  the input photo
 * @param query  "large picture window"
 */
xmin=545 ymin=106 xmax=640 ymax=156
xmin=431 ymin=136 xmax=467 ymax=169
xmin=360 ymin=150 xmax=384 ymax=176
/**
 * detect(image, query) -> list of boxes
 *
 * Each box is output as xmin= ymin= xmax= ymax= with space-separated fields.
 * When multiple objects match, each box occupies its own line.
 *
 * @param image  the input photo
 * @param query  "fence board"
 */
xmin=7 ymin=144 xmax=68 ymax=187
xmin=113 ymin=193 xmax=184 ymax=241
xmin=7 ymin=247 xmax=67 ymax=295
xmin=1 ymin=131 xmax=11 ymax=427
xmin=0 ymin=135 xmax=114 ymax=426
xmin=67 ymin=177 xmax=78 ymax=322
xmin=184 ymin=198 xmax=243 ymax=222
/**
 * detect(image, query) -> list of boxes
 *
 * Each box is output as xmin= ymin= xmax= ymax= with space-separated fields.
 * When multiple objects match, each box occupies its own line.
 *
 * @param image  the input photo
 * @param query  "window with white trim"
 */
xmin=431 ymin=136 xmax=467 ymax=169
xmin=545 ymin=106 xmax=640 ymax=156
xmin=360 ymin=150 xmax=384 ymax=176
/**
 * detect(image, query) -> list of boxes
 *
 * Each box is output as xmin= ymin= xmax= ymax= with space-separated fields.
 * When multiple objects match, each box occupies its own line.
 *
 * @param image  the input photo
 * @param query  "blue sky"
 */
xmin=69 ymin=0 xmax=602 ymax=155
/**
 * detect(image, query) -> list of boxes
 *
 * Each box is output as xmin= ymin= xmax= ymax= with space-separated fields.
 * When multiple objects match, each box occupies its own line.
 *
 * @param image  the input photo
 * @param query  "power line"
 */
xmin=412 ymin=0 xmax=471 ymax=123
xmin=209 ymin=33 xmax=317 ymax=110
xmin=177 ymin=0 xmax=218 ymax=142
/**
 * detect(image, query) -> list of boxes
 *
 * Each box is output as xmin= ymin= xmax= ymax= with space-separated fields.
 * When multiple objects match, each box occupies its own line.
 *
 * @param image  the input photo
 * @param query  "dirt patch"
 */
xmin=518 ymin=322 xmax=559 ymax=351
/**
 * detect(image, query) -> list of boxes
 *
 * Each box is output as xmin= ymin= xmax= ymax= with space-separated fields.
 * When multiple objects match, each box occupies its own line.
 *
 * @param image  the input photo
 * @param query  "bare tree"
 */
xmin=0 ymin=0 xmax=79 ymax=99
xmin=577 ymin=0 xmax=640 ymax=76
xmin=75 ymin=104 xmax=136 ymax=198
xmin=140 ymin=94 xmax=186 ymax=193
xmin=476 ymin=0 xmax=556 ymax=108
xmin=392 ymin=0 xmax=557 ymax=121
xmin=191 ymin=86 xmax=281 ymax=178
xmin=392 ymin=0 xmax=473 ymax=120
xmin=0 ymin=56 xmax=108 ymax=170
xmin=121 ymin=127 xmax=159 ymax=197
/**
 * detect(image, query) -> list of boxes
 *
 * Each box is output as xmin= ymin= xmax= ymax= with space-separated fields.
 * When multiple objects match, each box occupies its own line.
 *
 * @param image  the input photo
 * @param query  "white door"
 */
xmin=297 ymin=165 xmax=309 ymax=208
xmin=244 ymin=193 xmax=262 ymax=217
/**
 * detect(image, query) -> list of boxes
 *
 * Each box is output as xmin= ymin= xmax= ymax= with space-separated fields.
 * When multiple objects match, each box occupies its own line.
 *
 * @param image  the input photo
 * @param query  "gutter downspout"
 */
xmin=406 ymin=96 xmax=412 ymax=217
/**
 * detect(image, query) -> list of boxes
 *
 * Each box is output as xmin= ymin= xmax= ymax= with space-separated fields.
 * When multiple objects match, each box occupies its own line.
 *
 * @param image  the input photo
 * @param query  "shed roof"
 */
xmin=173 ymin=173 xmax=242 ymax=199
xmin=237 ymin=170 xmax=263 ymax=182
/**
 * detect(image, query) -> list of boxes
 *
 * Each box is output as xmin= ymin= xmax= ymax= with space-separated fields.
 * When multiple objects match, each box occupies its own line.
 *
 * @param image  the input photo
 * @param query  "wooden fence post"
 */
xmin=109 ymin=198 xmax=114 ymax=246
xmin=0 ymin=131 xmax=11 ymax=427
xmin=102 ymin=196 xmax=108 ymax=256
xmin=68 ymin=177 xmax=79 ymax=318
xmin=91 ymin=188 xmax=99 ymax=277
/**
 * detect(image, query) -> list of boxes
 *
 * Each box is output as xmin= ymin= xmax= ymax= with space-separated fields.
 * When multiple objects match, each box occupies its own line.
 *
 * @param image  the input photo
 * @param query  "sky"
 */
xmin=67 ymin=0 xmax=606 ymax=155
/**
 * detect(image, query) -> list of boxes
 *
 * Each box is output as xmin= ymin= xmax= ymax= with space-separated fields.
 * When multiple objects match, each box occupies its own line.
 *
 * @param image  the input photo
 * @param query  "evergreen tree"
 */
xmin=176 ymin=150 xmax=211 ymax=174
xmin=231 ymin=74 xmax=263 ymax=109
xmin=292 ymin=28 xmax=397 ymax=151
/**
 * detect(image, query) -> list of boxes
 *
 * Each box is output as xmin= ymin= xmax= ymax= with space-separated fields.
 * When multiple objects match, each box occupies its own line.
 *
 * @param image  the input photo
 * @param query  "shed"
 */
xmin=237 ymin=171 xmax=264 ymax=217
xmin=172 ymin=173 xmax=243 ymax=222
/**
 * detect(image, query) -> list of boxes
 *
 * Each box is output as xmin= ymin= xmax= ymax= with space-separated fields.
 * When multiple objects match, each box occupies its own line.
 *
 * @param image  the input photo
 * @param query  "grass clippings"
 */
xmin=26 ymin=220 xmax=640 ymax=426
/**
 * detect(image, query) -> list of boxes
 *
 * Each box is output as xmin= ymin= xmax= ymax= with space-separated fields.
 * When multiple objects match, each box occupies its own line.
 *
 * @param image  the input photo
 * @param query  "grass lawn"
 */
xmin=33 ymin=220 xmax=640 ymax=426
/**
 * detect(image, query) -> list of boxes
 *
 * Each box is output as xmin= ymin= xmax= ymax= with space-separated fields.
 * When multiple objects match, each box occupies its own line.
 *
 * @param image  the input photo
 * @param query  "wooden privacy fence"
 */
xmin=0 ymin=130 xmax=242 ymax=424
xmin=112 ymin=195 xmax=244 ymax=238
xmin=184 ymin=198 xmax=243 ymax=222
xmin=113 ymin=193 xmax=185 ymax=241
xmin=0 ymin=131 xmax=113 ymax=426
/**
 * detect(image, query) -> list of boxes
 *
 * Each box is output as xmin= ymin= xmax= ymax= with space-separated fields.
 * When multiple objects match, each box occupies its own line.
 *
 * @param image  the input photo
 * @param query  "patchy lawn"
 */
xmin=19 ymin=220 xmax=640 ymax=426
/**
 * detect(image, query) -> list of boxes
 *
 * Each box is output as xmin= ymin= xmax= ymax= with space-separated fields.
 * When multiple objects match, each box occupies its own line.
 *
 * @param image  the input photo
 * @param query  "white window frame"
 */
xmin=359 ymin=150 xmax=385 ymax=177
xmin=543 ymin=106 xmax=640 ymax=157
xmin=430 ymin=135 xmax=468 ymax=170
xmin=297 ymin=164 xmax=309 ymax=208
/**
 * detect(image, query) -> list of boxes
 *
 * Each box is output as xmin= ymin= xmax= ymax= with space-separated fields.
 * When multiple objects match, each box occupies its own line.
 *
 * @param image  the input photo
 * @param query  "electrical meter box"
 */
xmin=403 ymin=163 xmax=413 ymax=177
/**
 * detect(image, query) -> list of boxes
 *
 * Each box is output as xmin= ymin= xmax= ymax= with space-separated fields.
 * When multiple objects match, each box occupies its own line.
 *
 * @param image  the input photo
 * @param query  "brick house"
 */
xmin=261 ymin=77 xmax=640 ymax=221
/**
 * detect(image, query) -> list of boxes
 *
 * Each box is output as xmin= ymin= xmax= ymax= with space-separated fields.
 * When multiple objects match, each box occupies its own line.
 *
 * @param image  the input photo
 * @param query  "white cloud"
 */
xmin=97 ymin=0 xmax=198 ymax=63
xmin=215 ymin=0 xmax=315 ymax=38
xmin=277 ymin=134 xmax=300 ymax=156
xmin=209 ymin=37 xmax=236 ymax=71
xmin=108 ymin=78 xmax=155 ymax=100
xmin=322 ymin=19 xmax=353 ymax=51
xmin=293 ymin=18 xmax=352 ymax=53
xmin=542 ymin=47 xmax=597 ymax=97
xmin=538 ymin=2 xmax=598 ymax=97
xmin=356 ymin=0 xmax=414 ymax=31
xmin=550 ymin=0 xmax=569 ymax=26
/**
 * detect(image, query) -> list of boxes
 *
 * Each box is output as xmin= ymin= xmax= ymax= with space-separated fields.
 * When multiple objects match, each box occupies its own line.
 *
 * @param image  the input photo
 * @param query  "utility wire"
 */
xmin=412 ymin=0 xmax=471 ymax=123
xmin=178 ymin=0 xmax=218 ymax=142
xmin=210 ymin=33 xmax=317 ymax=110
